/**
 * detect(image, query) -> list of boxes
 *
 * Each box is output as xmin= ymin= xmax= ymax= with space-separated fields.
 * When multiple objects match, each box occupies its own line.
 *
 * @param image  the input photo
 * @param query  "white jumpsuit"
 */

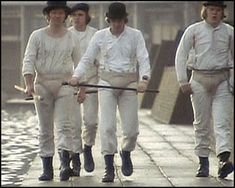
xmin=69 ymin=25 xmax=99 ymax=150
xmin=22 ymin=27 xmax=80 ymax=157
xmin=175 ymin=20 xmax=234 ymax=157
xmin=73 ymin=26 xmax=151 ymax=155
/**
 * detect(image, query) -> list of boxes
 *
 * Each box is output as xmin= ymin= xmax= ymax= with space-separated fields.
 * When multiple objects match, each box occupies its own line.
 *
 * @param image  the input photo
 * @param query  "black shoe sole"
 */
xmin=38 ymin=177 xmax=53 ymax=181
xmin=196 ymin=173 xmax=209 ymax=177
xmin=38 ymin=173 xmax=54 ymax=181
xmin=196 ymin=169 xmax=209 ymax=177
xmin=102 ymin=179 xmax=114 ymax=183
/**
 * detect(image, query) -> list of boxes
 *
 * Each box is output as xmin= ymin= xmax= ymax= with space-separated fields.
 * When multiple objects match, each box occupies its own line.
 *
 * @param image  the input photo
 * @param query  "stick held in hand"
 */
xmin=62 ymin=81 xmax=159 ymax=93
xmin=14 ymin=85 xmax=44 ymax=100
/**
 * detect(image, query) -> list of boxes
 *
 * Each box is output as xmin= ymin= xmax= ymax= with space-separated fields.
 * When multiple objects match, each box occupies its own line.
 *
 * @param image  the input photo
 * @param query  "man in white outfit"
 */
xmin=68 ymin=3 xmax=99 ymax=174
xmin=68 ymin=2 xmax=151 ymax=182
xmin=175 ymin=1 xmax=234 ymax=179
xmin=22 ymin=1 xmax=81 ymax=181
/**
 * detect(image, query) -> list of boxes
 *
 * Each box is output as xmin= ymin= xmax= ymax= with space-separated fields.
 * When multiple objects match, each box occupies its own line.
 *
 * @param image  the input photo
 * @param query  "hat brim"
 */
xmin=70 ymin=4 xmax=89 ymax=14
xmin=105 ymin=12 xmax=128 ymax=19
xmin=43 ymin=6 xmax=71 ymax=15
xmin=70 ymin=8 xmax=88 ymax=14
xmin=203 ymin=3 xmax=227 ymax=8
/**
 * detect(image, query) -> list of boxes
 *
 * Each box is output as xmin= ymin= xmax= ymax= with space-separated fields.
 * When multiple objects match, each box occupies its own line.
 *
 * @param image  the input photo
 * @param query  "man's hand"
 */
xmin=25 ymin=84 xmax=35 ymax=97
xmin=137 ymin=80 xmax=148 ymax=93
xmin=180 ymin=83 xmax=193 ymax=95
xmin=77 ymin=87 xmax=86 ymax=104
xmin=68 ymin=77 xmax=79 ymax=86
xmin=24 ymin=74 xmax=35 ymax=97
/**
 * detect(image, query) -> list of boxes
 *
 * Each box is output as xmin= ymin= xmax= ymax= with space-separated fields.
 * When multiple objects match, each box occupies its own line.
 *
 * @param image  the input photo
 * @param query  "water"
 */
xmin=1 ymin=105 xmax=39 ymax=187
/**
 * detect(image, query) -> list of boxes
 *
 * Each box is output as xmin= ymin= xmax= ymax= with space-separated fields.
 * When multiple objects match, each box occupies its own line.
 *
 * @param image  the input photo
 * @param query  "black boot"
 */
xmin=59 ymin=150 xmax=71 ymax=181
xmin=218 ymin=152 xmax=234 ymax=179
xmin=58 ymin=151 xmax=73 ymax=175
xmin=38 ymin=157 xmax=54 ymax=181
xmin=102 ymin=155 xmax=115 ymax=183
xmin=196 ymin=157 xmax=209 ymax=177
xmin=83 ymin=145 xmax=95 ymax=172
xmin=120 ymin=150 xmax=133 ymax=176
xmin=71 ymin=153 xmax=81 ymax=176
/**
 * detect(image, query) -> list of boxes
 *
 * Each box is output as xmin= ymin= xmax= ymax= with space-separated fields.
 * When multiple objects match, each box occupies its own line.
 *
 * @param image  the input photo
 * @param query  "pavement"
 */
xmin=21 ymin=110 xmax=234 ymax=187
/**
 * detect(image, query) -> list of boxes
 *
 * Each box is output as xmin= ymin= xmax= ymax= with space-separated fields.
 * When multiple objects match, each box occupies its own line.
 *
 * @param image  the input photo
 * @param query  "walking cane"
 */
xmin=14 ymin=85 xmax=97 ymax=101
xmin=14 ymin=85 xmax=44 ymax=101
xmin=61 ymin=81 xmax=159 ymax=93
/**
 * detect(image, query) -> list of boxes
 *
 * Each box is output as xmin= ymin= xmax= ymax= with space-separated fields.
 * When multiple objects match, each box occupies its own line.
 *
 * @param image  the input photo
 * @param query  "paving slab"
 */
xmin=21 ymin=110 xmax=234 ymax=187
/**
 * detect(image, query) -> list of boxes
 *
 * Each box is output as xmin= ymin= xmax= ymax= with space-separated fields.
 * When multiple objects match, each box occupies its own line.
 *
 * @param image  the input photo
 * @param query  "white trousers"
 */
xmin=82 ymin=93 xmax=99 ymax=146
xmin=190 ymin=78 xmax=233 ymax=157
xmin=73 ymin=75 xmax=99 ymax=150
xmin=34 ymin=79 xmax=76 ymax=157
xmin=98 ymin=80 xmax=139 ymax=155
xmin=72 ymin=92 xmax=98 ymax=153
xmin=72 ymin=103 xmax=83 ymax=154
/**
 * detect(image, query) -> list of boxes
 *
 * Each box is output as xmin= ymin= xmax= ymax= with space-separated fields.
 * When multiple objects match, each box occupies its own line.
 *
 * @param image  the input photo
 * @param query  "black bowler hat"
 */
xmin=106 ymin=2 xmax=128 ymax=19
xmin=70 ymin=3 xmax=89 ymax=14
xmin=43 ymin=1 xmax=71 ymax=15
xmin=203 ymin=1 xmax=227 ymax=8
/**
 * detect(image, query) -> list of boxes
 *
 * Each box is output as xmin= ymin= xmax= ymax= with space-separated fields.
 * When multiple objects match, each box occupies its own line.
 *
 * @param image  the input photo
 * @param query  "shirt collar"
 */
xmin=203 ymin=20 xmax=223 ymax=30
xmin=108 ymin=25 xmax=126 ymax=38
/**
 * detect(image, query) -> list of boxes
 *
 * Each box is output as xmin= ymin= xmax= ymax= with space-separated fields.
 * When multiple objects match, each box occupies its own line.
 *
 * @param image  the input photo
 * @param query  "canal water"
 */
xmin=1 ymin=104 xmax=39 ymax=187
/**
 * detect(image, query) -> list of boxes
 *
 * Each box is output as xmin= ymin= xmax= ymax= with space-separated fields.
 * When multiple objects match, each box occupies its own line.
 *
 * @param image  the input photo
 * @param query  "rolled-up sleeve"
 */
xmin=22 ymin=31 xmax=38 ymax=76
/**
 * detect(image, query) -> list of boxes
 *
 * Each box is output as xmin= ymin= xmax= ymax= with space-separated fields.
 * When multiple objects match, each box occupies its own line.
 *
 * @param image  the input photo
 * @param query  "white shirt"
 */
xmin=69 ymin=25 xmax=97 ymax=56
xmin=73 ymin=25 xmax=151 ymax=81
xmin=22 ymin=27 xmax=80 ymax=76
xmin=69 ymin=25 xmax=98 ymax=80
xmin=175 ymin=20 xmax=234 ymax=85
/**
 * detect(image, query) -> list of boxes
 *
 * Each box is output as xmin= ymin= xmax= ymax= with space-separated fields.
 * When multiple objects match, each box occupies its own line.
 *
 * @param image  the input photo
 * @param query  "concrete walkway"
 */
xmin=21 ymin=110 xmax=234 ymax=187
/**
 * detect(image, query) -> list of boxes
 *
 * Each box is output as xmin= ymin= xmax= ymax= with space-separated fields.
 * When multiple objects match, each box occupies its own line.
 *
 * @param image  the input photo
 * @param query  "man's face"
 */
xmin=70 ymin=10 xmax=87 ymax=27
xmin=109 ymin=18 xmax=125 ymax=35
xmin=206 ymin=5 xmax=223 ymax=26
xmin=48 ymin=8 xmax=66 ymax=25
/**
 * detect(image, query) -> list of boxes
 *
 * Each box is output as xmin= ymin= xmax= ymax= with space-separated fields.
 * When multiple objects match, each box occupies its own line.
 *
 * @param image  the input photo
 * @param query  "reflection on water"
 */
xmin=1 ymin=106 xmax=39 ymax=187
